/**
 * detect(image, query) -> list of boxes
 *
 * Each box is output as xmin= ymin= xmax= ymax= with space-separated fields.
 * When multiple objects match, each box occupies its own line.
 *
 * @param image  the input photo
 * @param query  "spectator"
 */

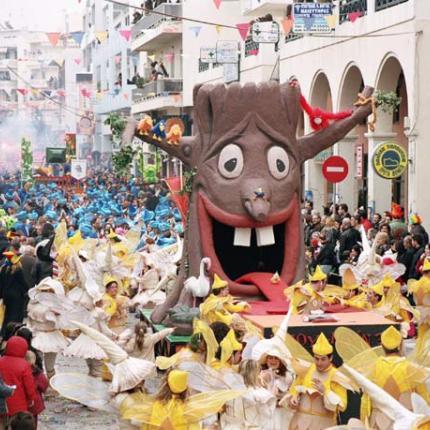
xmin=357 ymin=209 xmax=372 ymax=232
xmin=409 ymin=234 xmax=426 ymax=280
xmin=308 ymin=213 xmax=323 ymax=242
xmin=338 ymin=203 xmax=350 ymax=219
xmin=0 ymin=229 xmax=8 ymax=258
xmin=398 ymin=235 xmax=415 ymax=280
xmin=322 ymin=216 xmax=339 ymax=246
xmin=0 ymin=337 xmax=37 ymax=418
xmin=346 ymin=244 xmax=362 ymax=265
xmin=372 ymin=212 xmax=382 ymax=230
xmin=25 ymin=351 xmax=48 ymax=429
xmin=311 ymin=233 xmax=336 ymax=275
xmin=8 ymin=412 xmax=35 ymax=430
xmin=379 ymin=223 xmax=392 ymax=238
xmin=374 ymin=232 xmax=390 ymax=256
xmin=339 ymin=218 xmax=361 ymax=263
xmin=31 ymin=236 xmax=55 ymax=285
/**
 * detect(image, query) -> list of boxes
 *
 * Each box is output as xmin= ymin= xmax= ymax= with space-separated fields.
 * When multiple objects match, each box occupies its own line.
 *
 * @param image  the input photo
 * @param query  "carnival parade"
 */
xmin=0 ymin=0 xmax=430 ymax=429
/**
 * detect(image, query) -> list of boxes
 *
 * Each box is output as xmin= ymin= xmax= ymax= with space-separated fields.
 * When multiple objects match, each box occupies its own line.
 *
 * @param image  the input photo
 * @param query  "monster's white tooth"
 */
xmin=234 ymin=227 xmax=252 ymax=247
xmin=256 ymin=226 xmax=275 ymax=247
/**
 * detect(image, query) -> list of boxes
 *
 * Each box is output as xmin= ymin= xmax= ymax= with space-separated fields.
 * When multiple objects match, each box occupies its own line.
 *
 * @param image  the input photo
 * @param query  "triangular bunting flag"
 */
xmin=56 ymin=90 xmax=65 ymax=97
xmin=55 ymin=58 xmax=65 ymax=67
xmin=81 ymin=88 xmax=91 ymax=98
xmin=213 ymin=0 xmax=222 ymax=9
xmin=123 ymin=93 xmax=129 ymax=100
xmin=114 ymin=55 xmax=121 ymax=65
xmin=189 ymin=26 xmax=202 ymax=38
xmin=17 ymin=88 xmax=28 ymax=96
xmin=348 ymin=12 xmax=362 ymax=23
xmin=236 ymin=23 xmax=250 ymax=41
xmin=325 ymin=15 xmax=337 ymax=29
xmin=46 ymin=32 xmax=60 ymax=47
xmin=215 ymin=25 xmax=222 ymax=35
xmin=31 ymin=89 xmax=40 ymax=96
xmin=70 ymin=31 xmax=85 ymax=45
xmin=281 ymin=18 xmax=293 ymax=35
xmin=304 ymin=17 xmax=315 ymax=31
xmin=96 ymin=31 xmax=108 ymax=43
xmin=164 ymin=52 xmax=174 ymax=63
xmin=119 ymin=29 xmax=132 ymax=41
xmin=74 ymin=58 xmax=82 ymax=65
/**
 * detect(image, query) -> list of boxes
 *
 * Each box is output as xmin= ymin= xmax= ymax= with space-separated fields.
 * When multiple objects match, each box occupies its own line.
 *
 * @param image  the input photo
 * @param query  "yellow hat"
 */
xmin=312 ymin=332 xmax=333 ymax=356
xmin=167 ymin=370 xmax=188 ymax=394
xmin=371 ymin=281 xmax=385 ymax=296
xmin=212 ymin=274 xmax=228 ymax=290
xmin=381 ymin=273 xmax=398 ymax=289
xmin=381 ymin=326 xmax=402 ymax=350
xmin=309 ymin=266 xmax=327 ymax=282
xmin=220 ymin=329 xmax=242 ymax=364
xmin=104 ymin=274 xmax=118 ymax=288
xmin=342 ymin=268 xmax=359 ymax=290
xmin=423 ymin=259 xmax=430 ymax=273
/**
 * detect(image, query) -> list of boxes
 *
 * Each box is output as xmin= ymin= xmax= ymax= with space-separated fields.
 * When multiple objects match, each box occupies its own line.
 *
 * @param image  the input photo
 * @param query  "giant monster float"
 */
xmin=123 ymin=80 xmax=373 ymax=324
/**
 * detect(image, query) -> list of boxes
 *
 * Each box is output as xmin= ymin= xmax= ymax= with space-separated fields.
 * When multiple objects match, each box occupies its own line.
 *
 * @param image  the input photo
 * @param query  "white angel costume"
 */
xmin=27 ymin=277 xmax=71 ymax=378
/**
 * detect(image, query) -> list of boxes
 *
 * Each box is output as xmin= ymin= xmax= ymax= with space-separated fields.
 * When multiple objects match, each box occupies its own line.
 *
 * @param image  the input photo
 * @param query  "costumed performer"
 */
xmin=200 ymin=274 xmax=250 ymax=325
xmin=103 ymin=276 xmax=130 ymax=335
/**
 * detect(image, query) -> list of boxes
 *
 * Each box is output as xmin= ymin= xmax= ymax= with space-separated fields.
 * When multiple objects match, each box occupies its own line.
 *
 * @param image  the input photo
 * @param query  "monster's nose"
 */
xmin=254 ymin=188 xmax=265 ymax=199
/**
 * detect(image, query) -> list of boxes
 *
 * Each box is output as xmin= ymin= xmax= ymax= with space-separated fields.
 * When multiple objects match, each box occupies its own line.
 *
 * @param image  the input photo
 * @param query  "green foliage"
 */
xmin=182 ymin=168 xmax=196 ymax=194
xmin=21 ymin=138 xmax=33 ymax=182
xmin=135 ymin=77 xmax=150 ymax=89
xmin=112 ymin=145 xmax=135 ymax=177
xmin=104 ymin=113 xmax=126 ymax=140
xmin=374 ymin=90 xmax=402 ymax=114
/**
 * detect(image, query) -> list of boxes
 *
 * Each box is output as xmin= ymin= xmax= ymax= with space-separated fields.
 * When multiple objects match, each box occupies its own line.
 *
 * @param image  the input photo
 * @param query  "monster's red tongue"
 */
xmin=235 ymin=272 xmax=287 ymax=302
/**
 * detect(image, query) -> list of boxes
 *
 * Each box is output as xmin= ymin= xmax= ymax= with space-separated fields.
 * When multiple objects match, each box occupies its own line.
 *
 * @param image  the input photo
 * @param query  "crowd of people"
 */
xmin=303 ymin=201 xmax=429 ymax=283
xmin=0 ymin=172 xmax=430 ymax=429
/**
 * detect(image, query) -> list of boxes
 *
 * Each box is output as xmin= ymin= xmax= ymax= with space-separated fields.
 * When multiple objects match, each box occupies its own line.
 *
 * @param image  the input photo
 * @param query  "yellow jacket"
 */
xmin=199 ymin=294 xmax=247 ymax=325
xmin=289 ymin=364 xmax=347 ymax=416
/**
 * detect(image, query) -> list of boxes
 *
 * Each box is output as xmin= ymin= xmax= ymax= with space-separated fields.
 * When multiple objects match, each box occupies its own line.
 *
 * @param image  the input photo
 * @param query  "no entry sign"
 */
xmin=322 ymin=156 xmax=349 ymax=183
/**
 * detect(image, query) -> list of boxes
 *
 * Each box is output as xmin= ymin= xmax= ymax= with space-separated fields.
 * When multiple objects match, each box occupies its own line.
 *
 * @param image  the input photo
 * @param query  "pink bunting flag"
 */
xmin=164 ymin=52 xmax=174 ymax=63
xmin=213 ymin=0 xmax=222 ymax=9
xmin=114 ymin=55 xmax=121 ymax=65
xmin=17 ymin=88 xmax=28 ymax=96
xmin=80 ymin=88 xmax=91 ymax=98
xmin=119 ymin=29 xmax=132 ymax=42
xmin=74 ymin=58 xmax=82 ymax=65
xmin=46 ymin=32 xmax=60 ymax=47
xmin=281 ymin=18 xmax=294 ymax=35
xmin=56 ymin=90 xmax=66 ymax=97
xmin=348 ymin=12 xmax=363 ymax=23
xmin=236 ymin=23 xmax=250 ymax=41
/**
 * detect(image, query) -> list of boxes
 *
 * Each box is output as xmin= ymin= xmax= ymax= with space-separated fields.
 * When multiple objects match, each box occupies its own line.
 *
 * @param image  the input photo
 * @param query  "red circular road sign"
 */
xmin=322 ymin=156 xmax=349 ymax=183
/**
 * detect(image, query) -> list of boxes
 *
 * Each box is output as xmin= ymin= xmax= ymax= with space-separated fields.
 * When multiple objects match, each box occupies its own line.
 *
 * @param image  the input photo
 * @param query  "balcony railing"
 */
xmin=244 ymin=38 xmax=259 ymax=57
xmin=339 ymin=0 xmax=367 ymax=24
xmin=198 ymin=59 xmax=210 ymax=73
xmin=131 ymin=3 xmax=182 ymax=38
xmin=285 ymin=33 xmax=304 ymax=44
xmin=132 ymin=78 xmax=182 ymax=102
xmin=375 ymin=0 xmax=408 ymax=11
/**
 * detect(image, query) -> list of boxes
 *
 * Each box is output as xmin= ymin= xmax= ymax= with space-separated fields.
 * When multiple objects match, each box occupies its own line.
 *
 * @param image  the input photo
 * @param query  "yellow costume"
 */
xmin=121 ymin=370 xmax=243 ymax=429
xmin=334 ymin=326 xmax=430 ymax=430
xmin=408 ymin=261 xmax=430 ymax=345
xmin=341 ymin=269 xmax=367 ymax=310
xmin=199 ymin=274 xmax=248 ymax=324
xmin=285 ymin=333 xmax=349 ymax=430
xmin=285 ymin=267 xmax=345 ymax=314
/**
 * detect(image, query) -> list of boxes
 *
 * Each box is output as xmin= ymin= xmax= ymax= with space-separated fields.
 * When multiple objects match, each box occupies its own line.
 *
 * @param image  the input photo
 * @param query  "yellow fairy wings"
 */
xmin=121 ymin=390 xmax=244 ymax=429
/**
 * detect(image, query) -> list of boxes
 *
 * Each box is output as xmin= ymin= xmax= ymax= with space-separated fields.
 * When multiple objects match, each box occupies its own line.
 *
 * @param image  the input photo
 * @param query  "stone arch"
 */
xmin=309 ymin=70 xmax=333 ymax=111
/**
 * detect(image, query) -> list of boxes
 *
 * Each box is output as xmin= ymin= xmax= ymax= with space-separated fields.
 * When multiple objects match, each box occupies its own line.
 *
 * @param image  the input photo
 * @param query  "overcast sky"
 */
xmin=2 ymin=0 xmax=82 ymax=32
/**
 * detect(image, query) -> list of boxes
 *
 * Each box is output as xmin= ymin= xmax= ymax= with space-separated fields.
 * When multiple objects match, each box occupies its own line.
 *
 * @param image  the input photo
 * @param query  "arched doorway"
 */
xmin=337 ymin=64 xmax=366 ymax=212
xmin=371 ymin=55 xmax=409 ymax=215
xmin=307 ymin=71 xmax=333 ymax=212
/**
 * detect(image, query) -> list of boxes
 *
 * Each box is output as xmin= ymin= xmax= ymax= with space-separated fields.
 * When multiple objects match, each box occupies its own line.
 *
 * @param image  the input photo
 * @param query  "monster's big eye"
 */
xmin=218 ymin=144 xmax=244 ymax=179
xmin=267 ymin=146 xmax=290 ymax=179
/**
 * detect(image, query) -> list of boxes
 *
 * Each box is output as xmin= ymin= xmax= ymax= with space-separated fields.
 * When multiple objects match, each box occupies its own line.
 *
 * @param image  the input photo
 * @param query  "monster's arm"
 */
xmin=298 ymin=86 xmax=374 ymax=163
xmin=122 ymin=117 xmax=195 ymax=167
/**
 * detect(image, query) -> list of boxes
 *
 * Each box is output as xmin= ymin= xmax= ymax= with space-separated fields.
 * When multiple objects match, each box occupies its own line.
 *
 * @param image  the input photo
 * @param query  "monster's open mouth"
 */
xmin=198 ymin=193 xmax=300 ymax=298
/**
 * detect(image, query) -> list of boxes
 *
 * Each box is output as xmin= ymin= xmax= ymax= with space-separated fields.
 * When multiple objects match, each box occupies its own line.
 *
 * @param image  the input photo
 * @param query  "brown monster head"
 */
xmin=128 ymin=81 xmax=373 ymax=300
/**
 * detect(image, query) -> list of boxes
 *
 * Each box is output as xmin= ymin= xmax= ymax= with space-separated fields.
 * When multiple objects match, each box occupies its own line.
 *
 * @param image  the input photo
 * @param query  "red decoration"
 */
xmin=17 ymin=88 xmax=28 ymax=96
xmin=46 ymin=32 xmax=60 ymax=47
xmin=80 ymin=88 xmax=91 ymax=98
xmin=163 ymin=177 xmax=189 ymax=228
xmin=213 ymin=0 xmax=222 ymax=8
xmin=391 ymin=203 xmax=403 ymax=219
xmin=236 ymin=23 xmax=250 ymax=41
xmin=281 ymin=18 xmax=294 ymax=35
xmin=348 ymin=12 xmax=363 ymax=23
xmin=299 ymin=95 xmax=353 ymax=131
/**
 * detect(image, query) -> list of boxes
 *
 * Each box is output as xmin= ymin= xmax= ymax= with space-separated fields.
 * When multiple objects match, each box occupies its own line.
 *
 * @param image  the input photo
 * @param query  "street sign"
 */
xmin=372 ymin=142 xmax=407 ymax=179
xmin=200 ymin=47 xmax=217 ymax=64
xmin=355 ymin=144 xmax=364 ymax=179
xmin=251 ymin=21 xmax=280 ymax=44
xmin=322 ymin=156 xmax=349 ymax=183
xmin=71 ymin=159 xmax=87 ymax=180
xmin=223 ymin=62 xmax=239 ymax=84
xmin=216 ymin=40 xmax=239 ymax=64
xmin=293 ymin=3 xmax=333 ymax=34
